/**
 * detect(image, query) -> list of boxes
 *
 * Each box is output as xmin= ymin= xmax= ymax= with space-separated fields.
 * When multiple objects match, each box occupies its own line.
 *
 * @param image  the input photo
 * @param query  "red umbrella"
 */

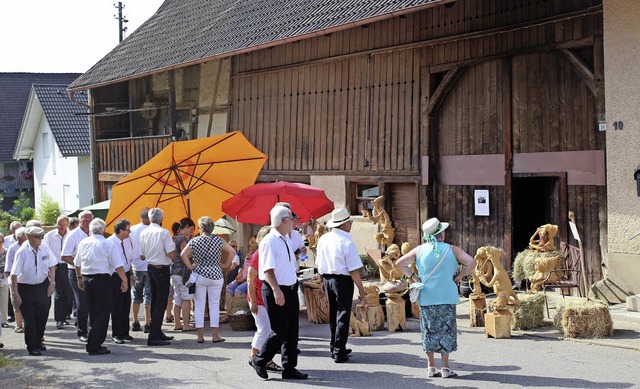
xmin=222 ymin=181 xmax=334 ymax=225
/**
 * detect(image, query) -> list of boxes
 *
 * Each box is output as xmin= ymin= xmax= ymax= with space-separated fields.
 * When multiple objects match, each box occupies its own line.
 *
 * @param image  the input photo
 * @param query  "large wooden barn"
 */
xmin=70 ymin=0 xmax=609 ymax=296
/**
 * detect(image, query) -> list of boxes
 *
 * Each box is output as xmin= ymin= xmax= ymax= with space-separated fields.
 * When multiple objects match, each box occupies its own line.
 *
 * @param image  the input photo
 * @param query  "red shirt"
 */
xmin=248 ymin=251 xmax=264 ymax=306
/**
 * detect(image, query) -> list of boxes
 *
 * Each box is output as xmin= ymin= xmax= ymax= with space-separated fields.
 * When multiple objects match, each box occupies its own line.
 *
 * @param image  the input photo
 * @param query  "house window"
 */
xmin=106 ymin=184 xmax=113 ymax=200
xmin=42 ymin=132 xmax=51 ymax=158
xmin=354 ymin=183 xmax=380 ymax=214
xmin=63 ymin=185 xmax=72 ymax=212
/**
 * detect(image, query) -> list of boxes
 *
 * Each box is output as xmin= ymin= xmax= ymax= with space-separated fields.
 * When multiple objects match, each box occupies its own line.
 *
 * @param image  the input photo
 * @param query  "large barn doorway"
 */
xmin=511 ymin=174 xmax=566 ymax=257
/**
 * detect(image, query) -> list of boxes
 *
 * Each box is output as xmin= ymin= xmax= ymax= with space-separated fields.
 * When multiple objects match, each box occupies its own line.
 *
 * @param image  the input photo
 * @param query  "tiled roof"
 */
xmin=0 ymin=73 xmax=81 ymax=162
xmin=69 ymin=0 xmax=443 ymax=90
xmin=33 ymin=85 xmax=90 ymax=157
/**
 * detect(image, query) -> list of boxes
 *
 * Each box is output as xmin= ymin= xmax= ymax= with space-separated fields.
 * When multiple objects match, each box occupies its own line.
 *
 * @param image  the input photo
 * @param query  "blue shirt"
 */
xmin=415 ymin=242 xmax=459 ymax=306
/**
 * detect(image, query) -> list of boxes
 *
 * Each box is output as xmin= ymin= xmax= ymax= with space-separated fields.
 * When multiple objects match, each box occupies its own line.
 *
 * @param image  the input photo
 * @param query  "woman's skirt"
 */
xmin=419 ymin=304 xmax=457 ymax=354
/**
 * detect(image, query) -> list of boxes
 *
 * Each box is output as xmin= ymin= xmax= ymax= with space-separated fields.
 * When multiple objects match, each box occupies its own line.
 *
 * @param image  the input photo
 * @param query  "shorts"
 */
xmin=227 ymin=281 xmax=248 ymax=296
xmin=132 ymin=270 xmax=152 ymax=305
xmin=171 ymin=275 xmax=194 ymax=306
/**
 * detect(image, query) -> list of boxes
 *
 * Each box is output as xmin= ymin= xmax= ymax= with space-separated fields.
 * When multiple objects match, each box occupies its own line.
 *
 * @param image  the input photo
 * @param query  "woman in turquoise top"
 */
xmin=397 ymin=218 xmax=475 ymax=379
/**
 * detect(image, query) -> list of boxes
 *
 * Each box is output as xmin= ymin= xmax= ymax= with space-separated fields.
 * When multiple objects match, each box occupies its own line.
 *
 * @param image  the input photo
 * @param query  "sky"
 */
xmin=0 ymin=0 xmax=166 ymax=73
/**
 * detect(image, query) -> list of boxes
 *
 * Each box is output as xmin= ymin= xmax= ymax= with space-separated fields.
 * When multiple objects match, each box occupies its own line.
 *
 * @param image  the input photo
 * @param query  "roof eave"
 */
xmin=13 ymin=88 xmax=43 ymax=161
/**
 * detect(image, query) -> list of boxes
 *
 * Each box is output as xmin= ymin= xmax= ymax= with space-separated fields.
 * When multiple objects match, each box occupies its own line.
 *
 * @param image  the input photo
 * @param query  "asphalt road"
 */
xmin=1 ymin=307 xmax=639 ymax=389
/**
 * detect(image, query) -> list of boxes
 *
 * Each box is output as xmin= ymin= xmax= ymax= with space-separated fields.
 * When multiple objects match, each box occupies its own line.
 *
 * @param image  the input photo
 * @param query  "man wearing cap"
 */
xmin=75 ymin=218 xmax=128 ymax=355
xmin=61 ymin=210 xmax=93 ymax=342
xmin=139 ymin=207 xmax=176 ymax=346
xmin=43 ymin=215 xmax=72 ymax=329
xmin=252 ymin=205 xmax=308 ymax=380
xmin=10 ymin=226 xmax=57 ymax=356
xmin=316 ymin=208 xmax=366 ymax=363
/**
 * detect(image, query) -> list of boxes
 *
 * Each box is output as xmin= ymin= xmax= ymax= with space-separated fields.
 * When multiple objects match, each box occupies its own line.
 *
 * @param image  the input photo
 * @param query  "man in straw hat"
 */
xmin=315 ymin=208 xmax=366 ymax=363
xmin=10 ymin=226 xmax=57 ymax=356
xmin=251 ymin=205 xmax=308 ymax=380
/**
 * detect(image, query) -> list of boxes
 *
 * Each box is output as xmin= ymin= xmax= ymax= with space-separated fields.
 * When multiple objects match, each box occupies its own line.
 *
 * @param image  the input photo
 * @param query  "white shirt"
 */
xmin=4 ymin=241 xmax=22 ymax=274
xmin=258 ymin=229 xmax=297 ymax=286
xmin=61 ymin=227 xmax=90 ymax=270
xmin=316 ymin=228 xmax=363 ymax=276
xmin=108 ymin=235 xmax=133 ymax=273
xmin=3 ymin=235 xmax=16 ymax=249
xmin=10 ymin=242 xmax=57 ymax=285
xmin=44 ymin=229 xmax=68 ymax=264
xmin=140 ymin=223 xmax=175 ymax=266
xmin=130 ymin=222 xmax=150 ymax=271
xmin=74 ymin=234 xmax=119 ymax=275
xmin=290 ymin=230 xmax=305 ymax=252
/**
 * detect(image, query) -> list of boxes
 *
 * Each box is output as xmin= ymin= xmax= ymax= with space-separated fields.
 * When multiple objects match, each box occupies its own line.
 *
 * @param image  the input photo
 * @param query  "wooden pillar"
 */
xmin=502 ymin=57 xmax=513 ymax=270
xmin=470 ymin=294 xmax=487 ymax=327
xmin=168 ymin=69 xmax=177 ymax=137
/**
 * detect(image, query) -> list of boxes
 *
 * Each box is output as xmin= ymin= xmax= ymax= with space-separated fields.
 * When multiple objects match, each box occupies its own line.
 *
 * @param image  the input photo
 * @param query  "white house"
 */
xmin=14 ymin=84 xmax=91 ymax=214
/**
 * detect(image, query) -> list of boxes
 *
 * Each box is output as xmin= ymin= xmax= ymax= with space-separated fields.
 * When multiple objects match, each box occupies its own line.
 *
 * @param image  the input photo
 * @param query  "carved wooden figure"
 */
xmin=303 ymin=275 xmax=329 ymax=324
xmin=307 ymin=224 xmax=327 ymax=249
xmin=529 ymin=224 xmax=559 ymax=252
xmin=362 ymin=195 xmax=395 ymax=246
xmin=349 ymin=309 xmax=371 ymax=336
xmin=357 ymin=284 xmax=385 ymax=331
xmin=474 ymin=246 xmax=519 ymax=310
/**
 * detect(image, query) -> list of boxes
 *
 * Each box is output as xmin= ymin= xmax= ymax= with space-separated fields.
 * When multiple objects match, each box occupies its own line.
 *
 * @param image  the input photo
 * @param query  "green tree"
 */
xmin=11 ymin=192 xmax=35 ymax=223
xmin=37 ymin=192 xmax=61 ymax=225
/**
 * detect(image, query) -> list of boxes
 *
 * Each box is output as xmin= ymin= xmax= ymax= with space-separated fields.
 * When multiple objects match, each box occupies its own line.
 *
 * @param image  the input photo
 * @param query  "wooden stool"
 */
xmin=485 ymin=309 xmax=512 ymax=339
xmin=470 ymin=294 xmax=487 ymax=327
xmin=385 ymin=293 xmax=406 ymax=332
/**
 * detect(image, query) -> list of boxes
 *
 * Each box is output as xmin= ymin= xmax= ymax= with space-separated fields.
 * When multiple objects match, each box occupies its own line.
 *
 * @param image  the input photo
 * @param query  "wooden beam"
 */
xmin=428 ymin=65 xmax=465 ymax=116
xmin=168 ymin=70 xmax=177 ymax=137
xmin=503 ymin=57 xmax=513 ymax=270
xmin=559 ymin=49 xmax=596 ymax=95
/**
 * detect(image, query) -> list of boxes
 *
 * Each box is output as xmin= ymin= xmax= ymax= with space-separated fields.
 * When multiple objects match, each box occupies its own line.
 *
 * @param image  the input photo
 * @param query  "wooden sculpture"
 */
xmin=356 ymin=284 xmax=385 ymax=331
xmin=385 ymin=292 xmax=407 ymax=332
xmin=529 ymin=224 xmax=559 ymax=252
xmin=378 ymin=244 xmax=404 ymax=283
xmin=474 ymin=246 xmax=518 ymax=339
xmin=349 ymin=309 xmax=371 ymax=336
xmin=307 ymin=224 xmax=327 ymax=249
xmin=362 ymin=195 xmax=395 ymax=246
xmin=303 ymin=275 xmax=329 ymax=324
xmin=529 ymin=253 xmax=563 ymax=293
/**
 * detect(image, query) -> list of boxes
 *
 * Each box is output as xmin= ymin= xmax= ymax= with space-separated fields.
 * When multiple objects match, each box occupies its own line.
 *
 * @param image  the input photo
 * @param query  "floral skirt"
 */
xmin=419 ymin=304 xmax=457 ymax=354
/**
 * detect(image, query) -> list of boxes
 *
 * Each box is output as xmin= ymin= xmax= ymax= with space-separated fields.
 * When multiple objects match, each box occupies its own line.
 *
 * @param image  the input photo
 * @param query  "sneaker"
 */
xmin=132 ymin=322 xmax=141 ymax=332
xmin=143 ymin=324 xmax=150 ymax=334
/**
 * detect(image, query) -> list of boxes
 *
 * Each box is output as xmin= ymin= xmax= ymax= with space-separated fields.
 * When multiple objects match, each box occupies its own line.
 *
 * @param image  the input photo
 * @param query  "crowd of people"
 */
xmin=1 ymin=202 xmax=476 ymax=380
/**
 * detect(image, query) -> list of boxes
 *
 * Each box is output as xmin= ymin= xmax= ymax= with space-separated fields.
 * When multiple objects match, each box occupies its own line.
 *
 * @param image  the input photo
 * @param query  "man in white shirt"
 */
xmin=316 ymin=208 xmax=366 ymax=363
xmin=61 ymin=211 xmax=92 ymax=342
xmin=3 ymin=221 xmax=22 ymax=249
xmin=75 ymin=218 xmax=127 ymax=356
xmin=107 ymin=219 xmax=135 ymax=344
xmin=10 ymin=226 xmax=57 ymax=356
xmin=44 ymin=215 xmax=72 ymax=329
xmin=130 ymin=208 xmax=152 ymax=333
xmin=140 ymin=207 xmax=176 ymax=346
xmin=5 ymin=227 xmax=27 ymax=332
xmin=252 ymin=205 xmax=308 ymax=380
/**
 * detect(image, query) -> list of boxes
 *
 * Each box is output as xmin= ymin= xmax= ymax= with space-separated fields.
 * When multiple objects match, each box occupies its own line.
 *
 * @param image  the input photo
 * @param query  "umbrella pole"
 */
xmin=187 ymin=195 xmax=191 ymax=218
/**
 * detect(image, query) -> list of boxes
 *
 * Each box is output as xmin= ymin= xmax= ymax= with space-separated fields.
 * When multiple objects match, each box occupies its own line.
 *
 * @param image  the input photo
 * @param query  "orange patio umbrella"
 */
xmin=105 ymin=131 xmax=267 ymax=230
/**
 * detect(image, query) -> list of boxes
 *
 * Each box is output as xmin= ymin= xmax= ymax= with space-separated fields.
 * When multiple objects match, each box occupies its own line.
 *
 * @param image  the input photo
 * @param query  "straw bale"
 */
xmin=553 ymin=297 xmax=614 ymax=338
xmin=229 ymin=294 xmax=249 ymax=314
xmin=512 ymin=249 xmax=562 ymax=282
xmin=511 ymin=293 xmax=546 ymax=330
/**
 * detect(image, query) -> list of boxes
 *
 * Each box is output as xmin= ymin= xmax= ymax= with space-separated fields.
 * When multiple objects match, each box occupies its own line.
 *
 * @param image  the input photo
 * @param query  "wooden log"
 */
xmin=485 ymin=309 xmax=512 ymax=339
xmin=357 ymin=303 xmax=385 ymax=331
xmin=386 ymin=294 xmax=406 ymax=332
xmin=470 ymin=294 xmax=487 ymax=327
xmin=304 ymin=287 xmax=329 ymax=324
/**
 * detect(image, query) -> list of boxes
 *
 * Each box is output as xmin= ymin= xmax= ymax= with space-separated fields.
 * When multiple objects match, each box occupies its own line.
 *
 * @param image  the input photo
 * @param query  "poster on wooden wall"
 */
xmin=474 ymin=189 xmax=489 ymax=216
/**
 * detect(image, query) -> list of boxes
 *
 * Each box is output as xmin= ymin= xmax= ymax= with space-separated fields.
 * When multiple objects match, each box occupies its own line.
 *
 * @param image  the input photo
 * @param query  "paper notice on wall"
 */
xmin=474 ymin=190 xmax=489 ymax=216
xmin=569 ymin=221 xmax=581 ymax=242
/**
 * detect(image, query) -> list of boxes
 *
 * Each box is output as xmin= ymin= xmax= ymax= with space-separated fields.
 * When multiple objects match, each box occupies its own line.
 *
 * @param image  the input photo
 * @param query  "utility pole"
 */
xmin=114 ymin=2 xmax=128 ymax=42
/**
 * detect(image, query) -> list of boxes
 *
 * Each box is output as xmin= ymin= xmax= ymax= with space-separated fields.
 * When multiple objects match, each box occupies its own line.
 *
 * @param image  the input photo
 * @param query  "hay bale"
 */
xmin=511 ymin=293 xmax=546 ymax=330
xmin=229 ymin=294 xmax=249 ymax=314
xmin=553 ymin=297 xmax=614 ymax=338
xmin=512 ymin=249 xmax=563 ymax=283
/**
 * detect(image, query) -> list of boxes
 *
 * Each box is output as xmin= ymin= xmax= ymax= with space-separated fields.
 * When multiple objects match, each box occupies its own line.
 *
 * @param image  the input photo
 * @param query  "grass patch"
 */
xmin=0 ymin=354 xmax=22 ymax=368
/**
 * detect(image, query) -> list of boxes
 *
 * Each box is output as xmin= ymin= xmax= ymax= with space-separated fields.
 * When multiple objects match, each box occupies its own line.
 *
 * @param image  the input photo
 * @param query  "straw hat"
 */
xmin=326 ymin=208 xmax=354 ymax=228
xmin=422 ymin=217 xmax=449 ymax=236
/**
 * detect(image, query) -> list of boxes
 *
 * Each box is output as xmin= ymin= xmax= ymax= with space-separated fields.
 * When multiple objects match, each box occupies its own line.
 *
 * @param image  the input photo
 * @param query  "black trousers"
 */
xmin=147 ymin=265 xmax=170 ymax=341
xmin=54 ymin=264 xmax=73 ymax=322
xmin=323 ymin=274 xmax=355 ymax=356
xmin=111 ymin=272 xmax=132 ymax=338
xmin=68 ymin=269 xmax=89 ymax=337
xmin=17 ymin=280 xmax=51 ymax=351
xmin=255 ymin=282 xmax=299 ymax=370
xmin=83 ymin=274 xmax=112 ymax=352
